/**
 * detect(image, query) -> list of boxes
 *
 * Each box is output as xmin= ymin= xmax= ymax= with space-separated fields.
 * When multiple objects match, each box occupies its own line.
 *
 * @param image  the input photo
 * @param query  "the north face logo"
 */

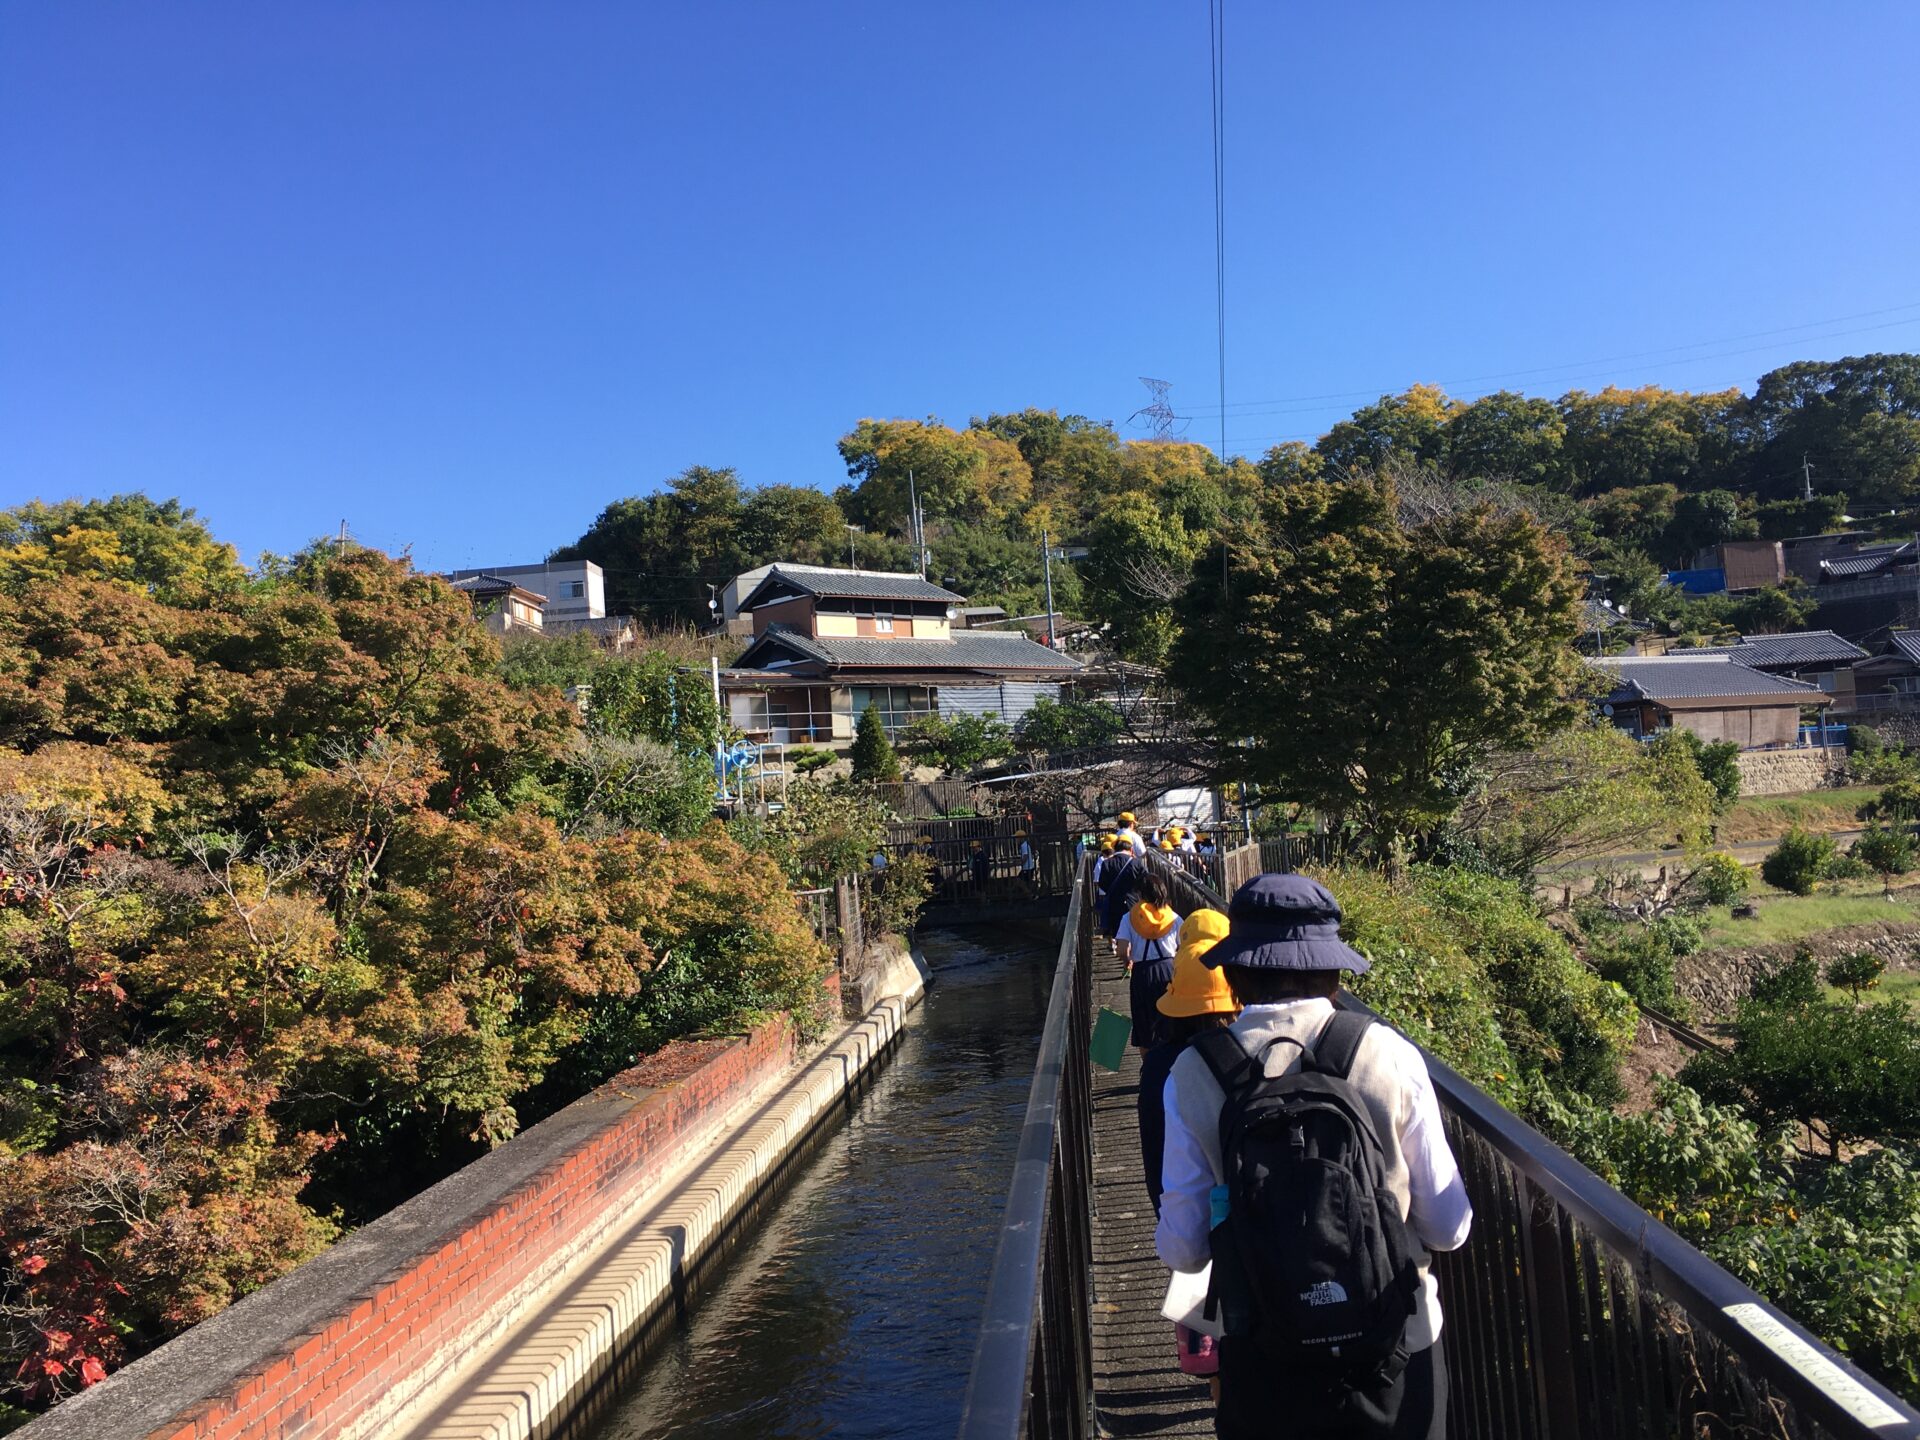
xmin=1300 ymin=1280 xmax=1349 ymax=1307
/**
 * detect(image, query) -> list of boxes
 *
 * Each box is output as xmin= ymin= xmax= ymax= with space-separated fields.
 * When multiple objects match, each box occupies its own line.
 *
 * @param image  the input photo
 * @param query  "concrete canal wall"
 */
xmin=21 ymin=940 xmax=929 ymax=1440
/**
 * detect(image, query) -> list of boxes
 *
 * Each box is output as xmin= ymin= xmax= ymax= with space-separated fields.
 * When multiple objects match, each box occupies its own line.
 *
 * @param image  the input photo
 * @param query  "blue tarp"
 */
xmin=1664 ymin=567 xmax=1727 ymax=595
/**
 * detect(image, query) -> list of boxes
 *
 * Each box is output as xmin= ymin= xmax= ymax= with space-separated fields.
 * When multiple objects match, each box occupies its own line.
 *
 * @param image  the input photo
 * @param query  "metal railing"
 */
xmin=954 ymin=863 xmax=1095 ymax=1440
xmin=959 ymin=855 xmax=1920 ymax=1440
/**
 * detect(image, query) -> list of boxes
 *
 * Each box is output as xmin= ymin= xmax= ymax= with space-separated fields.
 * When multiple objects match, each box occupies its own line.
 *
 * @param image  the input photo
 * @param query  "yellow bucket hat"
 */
xmin=1099 ymin=835 xmax=1117 ymax=852
xmin=1119 ymin=811 xmax=1136 ymax=825
xmin=1158 ymin=910 xmax=1237 ymax=1017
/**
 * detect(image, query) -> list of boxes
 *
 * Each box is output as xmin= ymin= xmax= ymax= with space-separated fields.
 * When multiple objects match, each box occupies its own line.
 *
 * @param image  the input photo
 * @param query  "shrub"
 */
xmin=1682 ymin=996 xmax=1920 ymax=1155
xmin=1014 ymin=697 xmax=1125 ymax=753
xmin=1413 ymin=867 xmax=1635 ymax=1102
xmin=1687 ymin=851 xmax=1750 ymax=907
xmin=1852 ymin=823 xmax=1916 ymax=895
xmin=1321 ymin=864 xmax=1634 ymax=1102
xmin=787 ymin=746 xmax=836 ymax=775
xmin=898 ymin=712 xmax=1012 ymax=773
xmin=1709 ymin=1149 xmax=1920 ymax=1401
xmin=1752 ymin=946 xmax=1825 ymax=1008
xmin=864 ymin=850 xmax=932 ymax=939
xmin=849 ymin=706 xmax=902 ymax=782
xmin=1539 ymin=1081 xmax=1788 ymax=1243
xmin=1761 ymin=826 xmax=1836 ymax=895
xmin=1657 ymin=728 xmax=1742 ymax=809
xmin=1828 ymin=950 xmax=1889 ymax=1001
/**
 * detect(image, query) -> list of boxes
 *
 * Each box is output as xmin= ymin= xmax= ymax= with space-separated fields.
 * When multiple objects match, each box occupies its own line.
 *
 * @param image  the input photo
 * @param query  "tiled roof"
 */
xmin=1819 ymin=543 xmax=1911 ymax=580
xmin=1592 ymin=655 xmax=1825 ymax=701
xmin=448 ymin=573 xmax=545 ymax=602
xmin=1675 ymin=630 xmax=1867 ymax=668
xmin=737 ymin=625 xmax=1081 ymax=673
xmin=1890 ymin=632 xmax=1920 ymax=664
xmin=741 ymin=566 xmax=964 ymax=607
xmin=1582 ymin=599 xmax=1629 ymax=629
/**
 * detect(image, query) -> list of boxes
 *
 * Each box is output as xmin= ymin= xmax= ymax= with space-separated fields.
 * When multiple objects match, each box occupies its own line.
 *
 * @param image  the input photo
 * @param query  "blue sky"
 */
xmin=3 ymin=2 xmax=1917 ymax=571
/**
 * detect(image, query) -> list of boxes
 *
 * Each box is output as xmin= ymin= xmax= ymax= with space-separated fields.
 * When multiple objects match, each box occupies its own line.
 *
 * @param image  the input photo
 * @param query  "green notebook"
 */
xmin=1089 ymin=1007 xmax=1132 ymax=1071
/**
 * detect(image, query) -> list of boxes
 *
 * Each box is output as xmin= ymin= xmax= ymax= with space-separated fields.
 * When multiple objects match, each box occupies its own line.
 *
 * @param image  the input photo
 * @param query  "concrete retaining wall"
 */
xmin=22 ymin=965 xmax=923 ymax=1440
xmin=1734 ymin=747 xmax=1846 ymax=796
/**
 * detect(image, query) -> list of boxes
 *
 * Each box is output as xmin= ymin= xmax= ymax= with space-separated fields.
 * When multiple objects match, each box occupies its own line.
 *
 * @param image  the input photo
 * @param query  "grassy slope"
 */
xmin=1714 ymin=788 xmax=1876 ymax=843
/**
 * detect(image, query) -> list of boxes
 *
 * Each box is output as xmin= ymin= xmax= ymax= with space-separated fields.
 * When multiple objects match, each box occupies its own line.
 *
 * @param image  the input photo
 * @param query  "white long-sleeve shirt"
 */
xmin=1154 ymin=998 xmax=1473 ymax=1349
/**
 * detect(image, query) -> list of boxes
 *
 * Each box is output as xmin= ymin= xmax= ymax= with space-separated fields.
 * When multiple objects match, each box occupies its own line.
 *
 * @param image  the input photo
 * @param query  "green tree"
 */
xmin=1170 ymin=469 xmax=1585 ymax=854
xmin=1828 ymin=950 xmax=1889 ymax=1000
xmin=898 ymin=712 xmax=1012 ymax=773
xmin=1316 ymin=385 xmax=1455 ymax=475
xmin=1014 ymin=697 xmax=1126 ymax=753
xmin=1444 ymin=391 xmax=1569 ymax=489
xmin=1762 ymin=828 xmax=1837 ymax=895
xmin=1448 ymin=720 xmax=1714 ymax=877
xmin=1852 ymin=824 xmax=1915 ymax=897
xmin=849 ymin=704 xmax=902 ymax=782
xmin=1748 ymin=355 xmax=1920 ymax=511
xmin=1559 ymin=385 xmax=1750 ymax=496
xmin=1684 ymin=997 xmax=1920 ymax=1157
xmin=1657 ymin=728 xmax=1742 ymax=809
xmin=1078 ymin=491 xmax=1206 ymax=663
xmin=735 ymin=484 xmax=849 ymax=567
xmin=838 ymin=418 xmax=1031 ymax=531
xmin=0 ymin=494 xmax=246 ymax=599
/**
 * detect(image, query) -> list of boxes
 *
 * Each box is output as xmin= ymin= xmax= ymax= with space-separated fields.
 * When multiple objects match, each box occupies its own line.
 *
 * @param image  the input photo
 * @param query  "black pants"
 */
xmin=1215 ymin=1341 xmax=1447 ymax=1439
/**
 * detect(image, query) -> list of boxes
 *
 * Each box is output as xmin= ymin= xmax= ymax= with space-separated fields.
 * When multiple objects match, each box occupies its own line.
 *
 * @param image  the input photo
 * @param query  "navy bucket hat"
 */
xmin=1200 ymin=873 xmax=1371 ymax=974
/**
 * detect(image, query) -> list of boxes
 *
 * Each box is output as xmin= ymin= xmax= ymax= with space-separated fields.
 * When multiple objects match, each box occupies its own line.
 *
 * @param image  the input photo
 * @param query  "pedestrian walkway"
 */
xmin=1089 ymin=937 xmax=1214 ymax=1438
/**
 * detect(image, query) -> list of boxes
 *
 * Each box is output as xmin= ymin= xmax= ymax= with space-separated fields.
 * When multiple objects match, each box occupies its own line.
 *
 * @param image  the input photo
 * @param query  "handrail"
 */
xmin=954 ymin=861 xmax=1093 ymax=1440
xmin=1150 ymin=852 xmax=1920 ymax=1440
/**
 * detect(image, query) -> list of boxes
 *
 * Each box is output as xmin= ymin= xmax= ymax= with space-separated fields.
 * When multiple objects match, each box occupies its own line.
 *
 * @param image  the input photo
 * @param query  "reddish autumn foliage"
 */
xmin=0 ymin=544 xmax=833 ymax=1418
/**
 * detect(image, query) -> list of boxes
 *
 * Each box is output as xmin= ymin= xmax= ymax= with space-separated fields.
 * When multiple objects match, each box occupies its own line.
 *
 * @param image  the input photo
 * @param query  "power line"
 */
xmin=1189 ymin=301 xmax=1920 ymax=417
xmin=1221 ymin=316 xmax=1920 ymax=447
xmin=1208 ymin=0 xmax=1228 ymax=459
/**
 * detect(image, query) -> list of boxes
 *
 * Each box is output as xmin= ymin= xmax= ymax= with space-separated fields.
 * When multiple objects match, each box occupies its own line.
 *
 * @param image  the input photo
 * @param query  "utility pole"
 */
xmin=1803 ymin=454 xmax=1815 ymax=502
xmin=907 ymin=469 xmax=927 ymax=577
xmin=1041 ymin=529 xmax=1058 ymax=649
xmin=338 ymin=520 xmax=350 ymax=554
xmin=710 ymin=656 xmax=728 ymax=805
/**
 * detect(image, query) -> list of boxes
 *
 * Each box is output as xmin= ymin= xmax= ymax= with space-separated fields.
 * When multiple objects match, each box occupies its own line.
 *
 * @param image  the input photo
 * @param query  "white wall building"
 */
xmin=448 ymin=560 xmax=606 ymax=625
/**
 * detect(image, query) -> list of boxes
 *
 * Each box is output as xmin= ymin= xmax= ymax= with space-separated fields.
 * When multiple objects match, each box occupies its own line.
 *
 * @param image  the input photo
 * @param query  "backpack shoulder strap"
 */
xmin=1308 ymin=1009 xmax=1374 ymax=1080
xmin=1189 ymin=1026 xmax=1255 ymax=1096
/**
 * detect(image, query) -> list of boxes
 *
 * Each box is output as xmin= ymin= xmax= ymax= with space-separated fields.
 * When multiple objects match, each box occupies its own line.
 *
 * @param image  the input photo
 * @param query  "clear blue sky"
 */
xmin=4 ymin=3 xmax=1917 ymax=571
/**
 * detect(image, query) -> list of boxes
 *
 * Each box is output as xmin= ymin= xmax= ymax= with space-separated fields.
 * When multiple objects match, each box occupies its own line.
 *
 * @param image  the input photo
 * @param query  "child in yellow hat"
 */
xmin=1140 ymin=907 xmax=1235 ymax=1385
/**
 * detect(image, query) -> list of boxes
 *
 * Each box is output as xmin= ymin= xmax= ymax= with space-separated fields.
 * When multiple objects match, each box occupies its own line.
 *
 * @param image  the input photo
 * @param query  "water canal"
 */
xmin=581 ymin=922 xmax=1058 ymax=1440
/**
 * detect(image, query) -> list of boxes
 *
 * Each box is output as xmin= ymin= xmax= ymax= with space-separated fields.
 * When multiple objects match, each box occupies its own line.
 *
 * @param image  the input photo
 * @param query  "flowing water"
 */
xmin=581 ymin=922 xmax=1058 ymax=1440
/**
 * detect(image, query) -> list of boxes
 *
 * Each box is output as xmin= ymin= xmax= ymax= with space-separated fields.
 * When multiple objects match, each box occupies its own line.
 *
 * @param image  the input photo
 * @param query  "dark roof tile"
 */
xmin=741 ymin=566 xmax=964 ymax=607
xmin=1592 ymin=655 xmax=1826 ymax=701
xmin=738 ymin=625 xmax=1080 ymax=673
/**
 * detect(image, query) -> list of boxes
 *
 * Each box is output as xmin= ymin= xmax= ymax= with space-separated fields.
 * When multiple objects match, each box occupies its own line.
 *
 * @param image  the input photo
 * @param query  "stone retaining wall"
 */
xmin=1677 ymin=918 xmax=1920 ymax=1019
xmin=1734 ymin=747 xmax=1846 ymax=797
xmin=20 ymin=1020 xmax=802 ymax=1440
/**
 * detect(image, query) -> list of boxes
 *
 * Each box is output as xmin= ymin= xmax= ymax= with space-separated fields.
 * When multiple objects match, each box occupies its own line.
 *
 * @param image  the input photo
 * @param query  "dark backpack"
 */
xmin=1193 ymin=1012 xmax=1421 ymax=1378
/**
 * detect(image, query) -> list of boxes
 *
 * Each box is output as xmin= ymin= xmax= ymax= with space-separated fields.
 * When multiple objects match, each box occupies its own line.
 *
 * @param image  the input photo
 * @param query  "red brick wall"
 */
xmin=150 ymin=1020 xmax=796 ymax=1440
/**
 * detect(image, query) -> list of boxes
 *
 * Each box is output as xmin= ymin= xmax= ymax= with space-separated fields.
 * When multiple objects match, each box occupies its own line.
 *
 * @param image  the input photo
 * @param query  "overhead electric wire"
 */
xmin=1208 ymin=0 xmax=1228 ymax=459
xmin=1191 ymin=299 xmax=1920 ymax=418
xmin=1222 ymin=313 xmax=1920 ymax=448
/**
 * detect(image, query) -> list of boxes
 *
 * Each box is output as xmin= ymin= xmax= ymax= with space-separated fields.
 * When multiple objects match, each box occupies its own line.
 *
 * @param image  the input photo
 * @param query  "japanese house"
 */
xmin=721 ymin=566 xmax=1081 ymax=746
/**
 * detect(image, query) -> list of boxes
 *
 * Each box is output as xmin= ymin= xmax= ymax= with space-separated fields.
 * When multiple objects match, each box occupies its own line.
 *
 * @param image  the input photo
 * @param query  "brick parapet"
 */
xmin=18 ymin=1020 xmax=799 ymax=1440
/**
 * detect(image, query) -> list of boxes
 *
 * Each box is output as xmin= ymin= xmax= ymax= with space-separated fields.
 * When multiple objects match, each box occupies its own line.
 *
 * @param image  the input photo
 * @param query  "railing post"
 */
xmin=1516 ymin=1176 xmax=1578 ymax=1440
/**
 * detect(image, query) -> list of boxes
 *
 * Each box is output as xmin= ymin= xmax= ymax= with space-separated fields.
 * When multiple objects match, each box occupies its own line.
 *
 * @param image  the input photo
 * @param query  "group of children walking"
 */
xmin=1092 ymin=829 xmax=1475 ymax=1439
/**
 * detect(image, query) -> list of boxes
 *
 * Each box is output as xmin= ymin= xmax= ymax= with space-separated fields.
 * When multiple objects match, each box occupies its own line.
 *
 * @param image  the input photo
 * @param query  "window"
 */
xmin=874 ymin=616 xmax=894 ymax=633
xmin=566 ymin=581 xmax=585 ymax=599
xmin=850 ymin=685 xmax=933 ymax=735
